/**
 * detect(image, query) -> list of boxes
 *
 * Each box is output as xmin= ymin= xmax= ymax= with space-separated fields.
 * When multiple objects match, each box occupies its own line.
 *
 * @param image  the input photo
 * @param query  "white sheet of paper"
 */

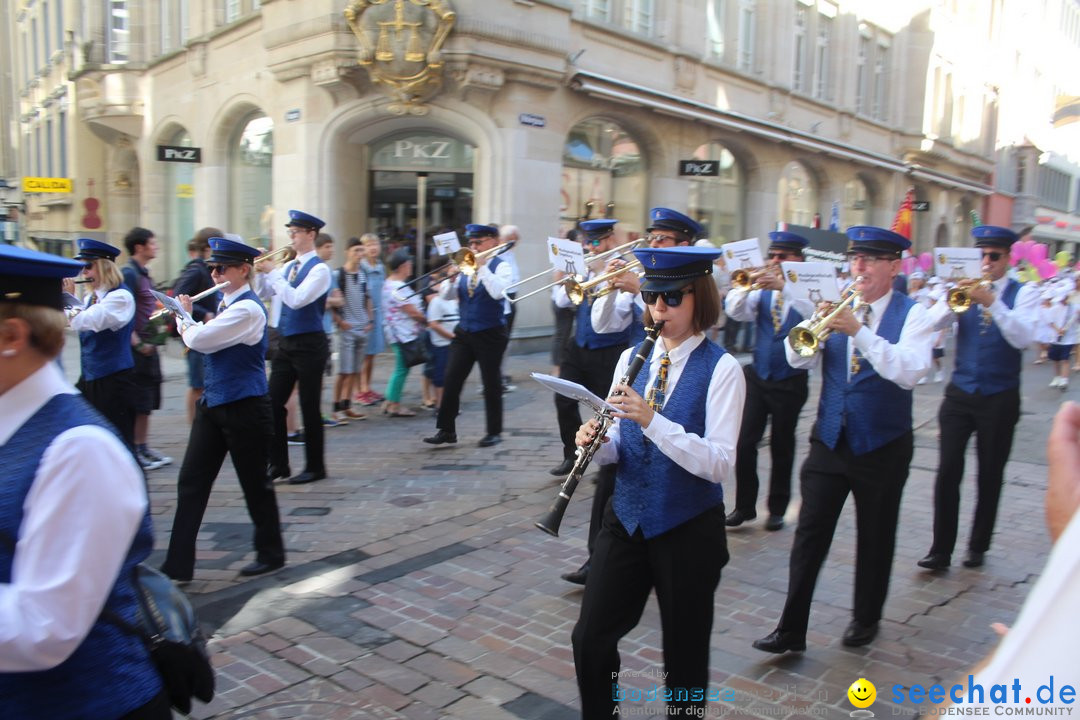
xmin=531 ymin=372 xmax=616 ymax=414
xmin=722 ymin=237 xmax=765 ymax=269
xmin=780 ymin=261 xmax=843 ymax=303
xmin=934 ymin=247 xmax=982 ymax=281
xmin=433 ymin=231 xmax=462 ymax=255
xmin=150 ymin=289 xmax=195 ymax=326
xmin=549 ymin=237 xmax=586 ymax=276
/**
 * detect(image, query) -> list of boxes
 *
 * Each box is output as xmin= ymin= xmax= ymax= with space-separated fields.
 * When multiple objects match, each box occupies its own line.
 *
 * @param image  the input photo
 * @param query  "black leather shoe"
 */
xmin=423 ymin=430 xmax=457 ymax=445
xmin=725 ymin=509 xmax=757 ymax=527
xmin=550 ymin=457 xmax=576 ymax=476
xmin=842 ymin=621 xmax=879 ymax=647
xmin=561 ymin=561 xmax=589 ymax=585
xmin=962 ymin=551 xmax=985 ymax=568
xmin=917 ymin=552 xmax=951 ymax=570
xmin=288 ymin=470 xmax=326 ymax=485
xmin=160 ymin=566 xmax=192 ymax=584
xmin=267 ymin=465 xmax=291 ymax=482
xmin=238 ymin=559 xmax=285 ymax=577
xmin=478 ymin=434 xmax=502 ymax=447
xmin=752 ymin=629 xmax=806 ymax=654
xmin=764 ymin=514 xmax=785 ymax=531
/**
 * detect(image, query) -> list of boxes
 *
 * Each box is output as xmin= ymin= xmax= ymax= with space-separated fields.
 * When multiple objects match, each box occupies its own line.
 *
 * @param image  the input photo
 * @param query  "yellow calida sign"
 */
xmin=23 ymin=177 xmax=73 ymax=193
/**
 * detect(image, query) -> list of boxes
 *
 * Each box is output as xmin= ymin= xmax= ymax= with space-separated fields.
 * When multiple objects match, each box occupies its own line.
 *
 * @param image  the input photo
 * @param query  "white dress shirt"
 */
xmin=784 ymin=289 xmax=936 ymax=388
xmin=439 ymin=260 xmax=514 ymax=302
xmin=67 ymin=286 xmax=135 ymax=333
xmin=0 ymin=363 xmax=146 ymax=671
xmin=925 ymin=276 xmax=1041 ymax=350
xmin=264 ymin=250 xmax=332 ymax=310
xmin=591 ymin=334 xmax=746 ymax=484
xmin=589 ymin=288 xmax=636 ymax=334
xmin=723 ymin=285 xmax=816 ymax=325
xmin=180 ymin=285 xmax=267 ymax=354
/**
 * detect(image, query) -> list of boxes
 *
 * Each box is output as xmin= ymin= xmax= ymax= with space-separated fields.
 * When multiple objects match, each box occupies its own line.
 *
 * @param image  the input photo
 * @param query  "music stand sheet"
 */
xmin=150 ymin=289 xmax=196 ymax=326
xmin=530 ymin=372 xmax=617 ymax=414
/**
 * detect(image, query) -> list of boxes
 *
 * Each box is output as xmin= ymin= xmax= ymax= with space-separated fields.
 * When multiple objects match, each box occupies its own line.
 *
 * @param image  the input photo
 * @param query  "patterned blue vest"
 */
xmin=753 ymin=290 xmax=807 ymax=381
xmin=575 ymin=294 xmax=631 ymax=350
xmin=0 ymin=394 xmax=161 ymax=718
xmin=816 ymin=293 xmax=915 ymax=456
xmin=280 ymin=256 xmax=328 ymax=336
xmin=952 ymin=279 xmax=1022 ymax=395
xmin=628 ymin=303 xmax=646 ymax=347
xmin=78 ymin=286 xmax=135 ymax=381
xmin=614 ymin=340 xmax=727 ymax=538
xmin=204 ymin=289 xmax=270 ymax=407
xmin=456 ymin=256 xmax=507 ymax=332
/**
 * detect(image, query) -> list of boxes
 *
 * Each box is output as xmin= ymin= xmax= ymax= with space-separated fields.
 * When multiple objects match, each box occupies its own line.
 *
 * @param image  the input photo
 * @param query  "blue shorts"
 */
xmin=186 ymin=349 xmax=205 ymax=389
xmin=1048 ymin=343 xmax=1074 ymax=362
xmin=429 ymin=345 xmax=450 ymax=386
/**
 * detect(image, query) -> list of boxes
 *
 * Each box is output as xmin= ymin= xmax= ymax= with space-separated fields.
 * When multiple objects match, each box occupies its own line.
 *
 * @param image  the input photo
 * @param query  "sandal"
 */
xmin=390 ymin=408 xmax=416 ymax=417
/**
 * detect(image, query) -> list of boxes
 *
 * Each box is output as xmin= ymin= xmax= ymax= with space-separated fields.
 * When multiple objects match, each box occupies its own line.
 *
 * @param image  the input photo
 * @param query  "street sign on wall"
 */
xmin=23 ymin=177 xmax=72 ymax=193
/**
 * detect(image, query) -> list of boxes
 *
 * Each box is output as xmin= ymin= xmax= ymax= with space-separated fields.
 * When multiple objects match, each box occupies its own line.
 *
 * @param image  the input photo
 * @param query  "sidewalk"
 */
xmin=63 ymin=335 xmax=1070 ymax=719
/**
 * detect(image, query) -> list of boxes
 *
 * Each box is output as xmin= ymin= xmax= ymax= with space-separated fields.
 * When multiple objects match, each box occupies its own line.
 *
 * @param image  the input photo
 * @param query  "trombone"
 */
xmin=394 ymin=241 xmax=515 ymax=302
xmin=946 ymin=274 xmax=991 ymax=313
xmin=564 ymin=260 xmax=644 ymax=304
xmin=505 ymin=239 xmax=645 ymax=305
xmin=254 ymin=245 xmax=295 ymax=266
xmin=787 ymin=278 xmax=864 ymax=357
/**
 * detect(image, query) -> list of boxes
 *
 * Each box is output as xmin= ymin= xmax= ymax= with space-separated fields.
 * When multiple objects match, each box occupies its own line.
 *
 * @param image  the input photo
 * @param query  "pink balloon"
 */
xmin=1030 ymin=243 xmax=1048 ymax=263
xmin=1039 ymin=259 xmax=1057 ymax=279
xmin=918 ymin=252 xmax=933 ymax=272
xmin=1011 ymin=241 xmax=1028 ymax=262
xmin=901 ymin=257 xmax=916 ymax=275
xmin=1009 ymin=251 xmax=1020 ymax=267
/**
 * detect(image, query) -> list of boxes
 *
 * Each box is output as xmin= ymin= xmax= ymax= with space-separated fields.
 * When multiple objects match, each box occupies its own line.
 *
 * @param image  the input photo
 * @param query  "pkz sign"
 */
xmin=157 ymin=145 xmax=202 ymax=163
xmin=678 ymin=160 xmax=720 ymax=177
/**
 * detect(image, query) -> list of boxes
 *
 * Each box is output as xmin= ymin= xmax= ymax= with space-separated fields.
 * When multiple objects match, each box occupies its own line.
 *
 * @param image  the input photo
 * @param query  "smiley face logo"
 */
xmin=847 ymin=678 xmax=876 ymax=709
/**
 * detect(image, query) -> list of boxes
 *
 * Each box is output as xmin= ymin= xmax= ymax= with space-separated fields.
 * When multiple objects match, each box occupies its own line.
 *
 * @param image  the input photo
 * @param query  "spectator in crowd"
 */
xmin=172 ymin=227 xmax=223 ymax=423
xmin=358 ymin=234 xmax=386 ymax=406
xmin=331 ymin=237 xmax=374 ymax=422
xmin=382 ymin=248 xmax=427 ymax=416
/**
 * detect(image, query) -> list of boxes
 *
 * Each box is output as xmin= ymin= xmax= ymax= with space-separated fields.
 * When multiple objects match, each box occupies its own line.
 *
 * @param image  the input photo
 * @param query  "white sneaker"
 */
xmin=141 ymin=447 xmax=172 ymax=467
xmin=934 ymin=370 xmax=944 ymax=383
xmin=917 ymin=376 xmax=928 ymax=385
xmin=1060 ymin=378 xmax=1070 ymax=391
xmin=1050 ymin=377 xmax=1063 ymax=388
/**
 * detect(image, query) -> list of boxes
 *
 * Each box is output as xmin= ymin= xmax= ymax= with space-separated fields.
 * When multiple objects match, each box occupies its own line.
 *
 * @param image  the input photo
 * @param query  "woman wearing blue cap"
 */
xmin=63 ymin=238 xmax=137 ymax=449
xmin=570 ymin=245 xmax=745 ymax=718
xmin=0 ymin=245 xmax=170 ymax=718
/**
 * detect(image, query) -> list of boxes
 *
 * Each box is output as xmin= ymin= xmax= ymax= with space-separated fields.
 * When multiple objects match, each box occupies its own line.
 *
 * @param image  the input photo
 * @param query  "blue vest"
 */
xmin=456 ymin=256 xmax=507 ymax=332
xmin=78 ymin=287 xmax=135 ymax=381
xmin=816 ymin=293 xmax=915 ymax=456
xmin=753 ymin=290 xmax=807 ymax=381
xmin=204 ymin=290 xmax=269 ymax=407
xmin=575 ymin=295 xmax=631 ymax=350
xmin=951 ymin=279 xmax=1023 ymax=395
xmin=614 ymin=340 xmax=727 ymax=538
xmin=0 ymin=394 xmax=161 ymax=718
xmin=628 ymin=303 xmax=646 ymax=347
xmin=280 ymin=256 xmax=328 ymax=336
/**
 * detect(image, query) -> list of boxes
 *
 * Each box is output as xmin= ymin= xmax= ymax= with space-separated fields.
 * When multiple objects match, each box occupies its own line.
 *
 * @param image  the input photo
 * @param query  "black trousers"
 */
xmin=436 ymin=326 xmax=508 ymax=436
xmin=161 ymin=395 xmax=283 ymax=580
xmin=930 ymin=383 xmax=1021 ymax=556
xmin=78 ymin=369 xmax=136 ymax=451
xmin=733 ymin=366 xmax=809 ymax=517
xmin=573 ymin=502 xmax=728 ymax=719
xmin=269 ymin=332 xmax=329 ymax=474
xmin=778 ymin=429 xmax=912 ymax=635
xmin=118 ymin=690 xmax=172 ymax=720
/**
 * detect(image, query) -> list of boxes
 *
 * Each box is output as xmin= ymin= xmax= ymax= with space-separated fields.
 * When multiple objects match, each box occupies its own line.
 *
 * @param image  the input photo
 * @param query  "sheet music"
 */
xmin=150 ymin=289 xmax=196 ymax=326
xmin=531 ymin=372 xmax=616 ymax=414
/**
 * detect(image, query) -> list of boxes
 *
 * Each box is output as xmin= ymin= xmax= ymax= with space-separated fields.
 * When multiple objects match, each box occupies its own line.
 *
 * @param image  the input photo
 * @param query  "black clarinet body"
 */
xmin=535 ymin=321 xmax=665 ymax=536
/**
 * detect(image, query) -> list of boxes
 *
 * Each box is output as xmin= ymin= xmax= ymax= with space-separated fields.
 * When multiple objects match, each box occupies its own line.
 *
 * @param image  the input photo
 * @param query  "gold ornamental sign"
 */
xmin=345 ymin=0 xmax=456 ymax=115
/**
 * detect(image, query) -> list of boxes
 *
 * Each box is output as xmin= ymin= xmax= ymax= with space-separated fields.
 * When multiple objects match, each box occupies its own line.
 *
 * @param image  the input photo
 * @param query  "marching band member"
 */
xmin=723 ymin=231 xmax=814 ymax=531
xmin=917 ymin=226 xmax=1040 ymax=571
xmin=424 ymin=223 xmax=512 ymax=448
xmin=550 ymin=219 xmax=632 ymax=586
xmin=0 ymin=245 xmax=169 ymax=718
xmin=260 ymin=210 xmax=332 ymax=485
xmin=754 ymin=226 xmax=936 ymax=653
xmin=572 ymin=246 xmax=745 ymax=719
xmin=161 ymin=237 xmax=285 ymax=581
xmin=62 ymin=239 xmax=137 ymax=449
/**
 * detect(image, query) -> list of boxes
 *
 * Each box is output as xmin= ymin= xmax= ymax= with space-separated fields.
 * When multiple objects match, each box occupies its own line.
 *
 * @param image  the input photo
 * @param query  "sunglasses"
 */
xmin=766 ymin=251 xmax=793 ymax=260
xmin=982 ymin=252 xmax=1003 ymax=262
xmin=641 ymin=287 xmax=694 ymax=307
xmin=82 ymin=262 xmax=94 ymax=270
xmin=208 ymin=264 xmax=239 ymax=274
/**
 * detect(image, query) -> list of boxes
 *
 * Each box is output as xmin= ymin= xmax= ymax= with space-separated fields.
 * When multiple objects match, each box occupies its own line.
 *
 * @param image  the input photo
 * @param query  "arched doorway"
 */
xmin=687 ymin=141 xmax=744 ymax=244
xmin=777 ymin=161 xmax=818 ymax=226
xmin=162 ymin=127 xmax=196 ymax=273
xmin=229 ymin=112 xmax=273 ymax=242
xmin=560 ymin=118 xmax=646 ymax=235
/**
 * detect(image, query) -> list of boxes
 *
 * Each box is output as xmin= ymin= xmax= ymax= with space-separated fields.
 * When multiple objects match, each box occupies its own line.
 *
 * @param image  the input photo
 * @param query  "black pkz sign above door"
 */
xmin=157 ymin=145 xmax=202 ymax=163
xmin=678 ymin=160 xmax=720 ymax=177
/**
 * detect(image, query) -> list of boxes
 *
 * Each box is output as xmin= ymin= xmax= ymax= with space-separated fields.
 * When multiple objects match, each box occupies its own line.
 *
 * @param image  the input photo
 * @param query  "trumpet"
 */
xmin=148 ymin=282 xmax=231 ymax=321
xmin=254 ymin=246 xmax=295 ymax=268
xmin=564 ymin=260 xmax=644 ymax=305
xmin=395 ymin=241 xmax=515 ymax=302
xmin=535 ymin=321 xmax=665 ymax=537
xmin=787 ymin=278 xmax=864 ymax=357
xmin=946 ymin=274 xmax=991 ymax=313
xmin=731 ymin=265 xmax=778 ymax=290
xmin=504 ymin=238 xmax=646 ymax=305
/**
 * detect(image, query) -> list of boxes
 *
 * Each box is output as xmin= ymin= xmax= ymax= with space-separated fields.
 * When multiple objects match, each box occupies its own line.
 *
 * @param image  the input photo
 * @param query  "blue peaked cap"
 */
xmin=1 ymin=244 xmax=85 ymax=310
xmin=209 ymin=236 xmax=261 ymax=265
xmin=845 ymin=225 xmax=911 ymax=255
xmin=285 ymin=210 xmax=325 ymax=231
xmin=580 ymin=219 xmax=617 ymax=242
xmin=632 ymin=246 xmax=722 ymax=292
xmin=74 ymin=238 xmax=121 ymax=261
xmin=971 ymin=225 xmax=1018 ymax=247
xmin=465 ymin=223 xmax=499 ymax=238
xmin=647 ymin=208 xmax=703 ymax=240
xmin=767 ymin=231 xmax=810 ymax=251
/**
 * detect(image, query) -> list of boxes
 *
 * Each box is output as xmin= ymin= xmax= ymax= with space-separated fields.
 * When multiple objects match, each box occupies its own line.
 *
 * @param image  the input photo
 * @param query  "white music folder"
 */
xmin=530 ymin=372 xmax=617 ymax=414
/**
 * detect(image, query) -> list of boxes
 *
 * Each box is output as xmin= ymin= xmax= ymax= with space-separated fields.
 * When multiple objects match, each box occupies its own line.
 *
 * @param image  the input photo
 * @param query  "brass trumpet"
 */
xmin=787 ymin=278 xmax=864 ymax=357
xmin=254 ymin=246 xmax=295 ymax=267
xmin=564 ymin=260 xmax=644 ymax=304
xmin=946 ymin=274 xmax=991 ymax=313
xmin=731 ymin=265 xmax=778 ymax=290
xmin=505 ymin=239 xmax=645 ymax=305
xmin=394 ymin=241 xmax=515 ymax=302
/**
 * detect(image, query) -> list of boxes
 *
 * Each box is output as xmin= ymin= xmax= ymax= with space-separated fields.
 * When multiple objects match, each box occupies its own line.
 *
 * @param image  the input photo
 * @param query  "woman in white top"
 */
xmin=382 ymin=248 xmax=427 ymax=416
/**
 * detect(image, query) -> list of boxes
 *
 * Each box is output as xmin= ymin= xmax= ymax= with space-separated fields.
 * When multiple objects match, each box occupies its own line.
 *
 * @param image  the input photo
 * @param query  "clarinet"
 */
xmin=535 ymin=321 xmax=665 ymax=537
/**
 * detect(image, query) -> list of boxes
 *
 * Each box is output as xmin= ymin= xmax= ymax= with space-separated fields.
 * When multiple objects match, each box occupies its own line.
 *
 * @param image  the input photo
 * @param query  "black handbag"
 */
xmin=399 ymin=336 xmax=430 ymax=367
xmin=102 ymin=564 xmax=215 ymax=714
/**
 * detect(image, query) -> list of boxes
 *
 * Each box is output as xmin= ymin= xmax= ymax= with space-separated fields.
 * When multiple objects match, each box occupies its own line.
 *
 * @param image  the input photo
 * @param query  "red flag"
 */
xmin=891 ymin=187 xmax=915 ymax=239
